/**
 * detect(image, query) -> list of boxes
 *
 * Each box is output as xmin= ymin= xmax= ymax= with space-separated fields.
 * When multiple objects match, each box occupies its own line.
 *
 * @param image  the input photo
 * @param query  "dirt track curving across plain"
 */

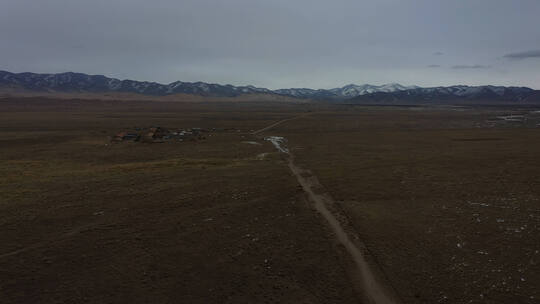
xmin=251 ymin=114 xmax=310 ymax=135
xmin=257 ymin=118 xmax=401 ymax=304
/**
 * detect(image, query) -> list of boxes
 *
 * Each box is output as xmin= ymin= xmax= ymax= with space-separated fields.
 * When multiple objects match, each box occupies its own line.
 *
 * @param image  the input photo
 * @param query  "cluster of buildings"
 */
xmin=112 ymin=127 xmax=206 ymax=143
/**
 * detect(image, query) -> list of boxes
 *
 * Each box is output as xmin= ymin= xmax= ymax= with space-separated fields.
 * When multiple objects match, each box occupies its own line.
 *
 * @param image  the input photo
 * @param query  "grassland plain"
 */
xmin=273 ymin=107 xmax=540 ymax=303
xmin=0 ymin=98 xmax=359 ymax=303
xmin=1 ymin=98 xmax=540 ymax=303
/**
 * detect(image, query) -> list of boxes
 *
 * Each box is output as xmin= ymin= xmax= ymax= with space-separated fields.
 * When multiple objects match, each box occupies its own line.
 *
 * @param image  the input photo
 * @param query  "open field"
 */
xmin=275 ymin=106 xmax=540 ymax=303
xmin=1 ymin=97 xmax=540 ymax=303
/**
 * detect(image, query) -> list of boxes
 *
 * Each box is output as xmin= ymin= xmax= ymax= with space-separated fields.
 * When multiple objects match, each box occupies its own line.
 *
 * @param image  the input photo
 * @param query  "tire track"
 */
xmin=251 ymin=113 xmax=309 ymax=135
xmin=255 ymin=117 xmax=401 ymax=304
xmin=286 ymin=154 xmax=400 ymax=304
xmin=0 ymin=222 xmax=98 ymax=260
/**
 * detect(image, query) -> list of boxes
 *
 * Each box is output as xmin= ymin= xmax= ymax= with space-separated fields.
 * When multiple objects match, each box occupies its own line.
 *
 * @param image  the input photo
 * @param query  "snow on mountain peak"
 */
xmin=328 ymin=83 xmax=416 ymax=97
xmin=0 ymin=70 xmax=535 ymax=101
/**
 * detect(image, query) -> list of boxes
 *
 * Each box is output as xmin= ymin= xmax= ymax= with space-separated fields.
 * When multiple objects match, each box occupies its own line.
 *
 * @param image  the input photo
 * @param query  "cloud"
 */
xmin=503 ymin=50 xmax=540 ymax=60
xmin=452 ymin=65 xmax=491 ymax=69
xmin=427 ymin=64 xmax=441 ymax=68
xmin=0 ymin=0 xmax=539 ymax=88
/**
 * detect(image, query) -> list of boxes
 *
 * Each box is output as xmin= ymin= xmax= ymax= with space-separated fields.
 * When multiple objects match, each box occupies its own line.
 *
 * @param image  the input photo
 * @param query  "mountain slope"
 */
xmin=0 ymin=71 xmax=272 ymax=97
xmin=1 ymin=70 xmax=538 ymax=102
xmin=329 ymin=83 xmax=420 ymax=98
xmin=350 ymin=85 xmax=536 ymax=104
xmin=274 ymin=83 xmax=420 ymax=99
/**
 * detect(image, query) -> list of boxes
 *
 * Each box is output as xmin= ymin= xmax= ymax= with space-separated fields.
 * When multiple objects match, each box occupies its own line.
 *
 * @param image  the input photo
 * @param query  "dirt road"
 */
xmin=257 ymin=119 xmax=401 ymax=304
xmin=251 ymin=114 xmax=309 ymax=135
xmin=286 ymin=154 xmax=400 ymax=304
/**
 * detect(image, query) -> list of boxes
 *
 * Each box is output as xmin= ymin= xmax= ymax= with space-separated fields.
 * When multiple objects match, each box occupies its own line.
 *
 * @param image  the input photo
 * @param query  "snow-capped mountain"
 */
xmin=274 ymin=83 xmax=420 ymax=99
xmin=329 ymin=83 xmax=420 ymax=98
xmin=1 ymin=70 xmax=537 ymax=102
xmin=351 ymin=85 xmax=536 ymax=103
xmin=0 ymin=70 xmax=419 ymax=99
xmin=273 ymin=88 xmax=336 ymax=99
xmin=274 ymin=84 xmax=536 ymax=102
xmin=0 ymin=71 xmax=272 ymax=97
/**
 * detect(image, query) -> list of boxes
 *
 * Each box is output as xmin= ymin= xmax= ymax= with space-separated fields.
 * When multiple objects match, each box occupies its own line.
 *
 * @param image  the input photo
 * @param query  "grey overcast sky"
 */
xmin=1 ymin=0 xmax=540 ymax=89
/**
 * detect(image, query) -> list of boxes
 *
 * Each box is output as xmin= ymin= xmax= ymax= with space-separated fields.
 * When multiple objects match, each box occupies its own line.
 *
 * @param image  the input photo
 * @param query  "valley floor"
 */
xmin=1 ymin=98 xmax=539 ymax=303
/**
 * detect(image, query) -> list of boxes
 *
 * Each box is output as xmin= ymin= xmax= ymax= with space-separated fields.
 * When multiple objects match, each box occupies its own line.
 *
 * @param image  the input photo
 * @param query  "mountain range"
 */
xmin=1 ymin=70 xmax=538 ymax=103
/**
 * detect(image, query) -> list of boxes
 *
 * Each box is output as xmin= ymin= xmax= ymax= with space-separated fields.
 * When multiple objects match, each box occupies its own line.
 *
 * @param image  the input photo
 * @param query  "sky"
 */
xmin=1 ymin=0 xmax=540 ymax=89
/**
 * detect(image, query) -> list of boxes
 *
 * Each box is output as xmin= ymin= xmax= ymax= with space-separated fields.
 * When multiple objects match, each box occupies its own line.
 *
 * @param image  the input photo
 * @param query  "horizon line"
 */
xmin=1 ymin=69 xmax=536 ymax=91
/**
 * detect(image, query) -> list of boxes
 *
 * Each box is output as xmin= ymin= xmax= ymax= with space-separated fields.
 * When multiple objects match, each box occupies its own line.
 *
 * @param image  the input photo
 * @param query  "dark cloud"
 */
xmin=0 ymin=0 xmax=539 ymax=88
xmin=503 ymin=50 xmax=540 ymax=60
xmin=452 ymin=65 xmax=491 ymax=69
xmin=428 ymin=64 xmax=441 ymax=68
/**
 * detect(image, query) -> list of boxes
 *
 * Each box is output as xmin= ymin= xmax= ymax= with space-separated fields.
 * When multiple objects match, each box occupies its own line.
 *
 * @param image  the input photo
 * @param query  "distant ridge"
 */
xmin=1 ymin=70 xmax=538 ymax=103
xmin=0 ymin=70 xmax=272 ymax=97
xmin=350 ymin=85 xmax=537 ymax=104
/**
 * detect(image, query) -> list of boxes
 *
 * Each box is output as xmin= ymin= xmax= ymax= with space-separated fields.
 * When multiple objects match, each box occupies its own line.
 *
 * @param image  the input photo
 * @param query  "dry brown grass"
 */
xmin=276 ymin=107 xmax=540 ymax=303
xmin=0 ymin=98 xmax=358 ymax=304
xmin=2 ymin=98 xmax=540 ymax=303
